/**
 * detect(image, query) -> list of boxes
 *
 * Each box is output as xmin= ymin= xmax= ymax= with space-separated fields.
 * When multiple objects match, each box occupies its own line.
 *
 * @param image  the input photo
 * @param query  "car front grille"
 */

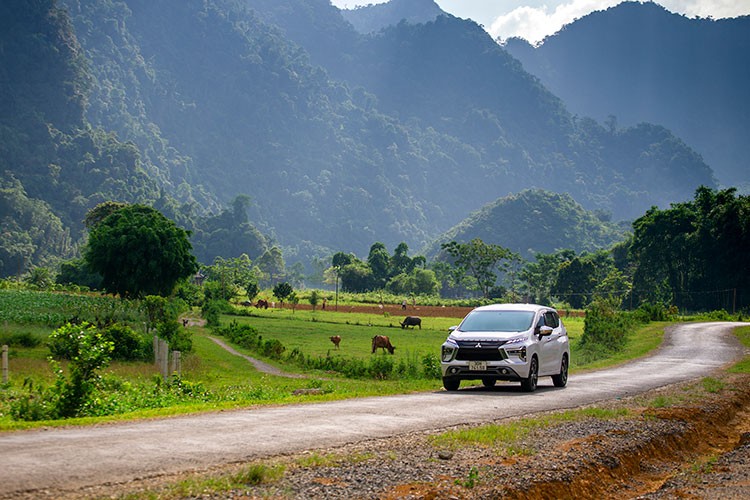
xmin=455 ymin=339 xmax=508 ymax=361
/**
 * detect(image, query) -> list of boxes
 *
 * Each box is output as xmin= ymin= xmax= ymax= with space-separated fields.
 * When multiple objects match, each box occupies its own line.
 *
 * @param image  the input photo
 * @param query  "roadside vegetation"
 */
xmin=2 ymin=283 xmax=745 ymax=431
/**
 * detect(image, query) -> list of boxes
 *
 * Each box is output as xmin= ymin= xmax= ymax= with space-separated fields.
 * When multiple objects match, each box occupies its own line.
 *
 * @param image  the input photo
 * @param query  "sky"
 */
xmin=330 ymin=0 xmax=750 ymax=44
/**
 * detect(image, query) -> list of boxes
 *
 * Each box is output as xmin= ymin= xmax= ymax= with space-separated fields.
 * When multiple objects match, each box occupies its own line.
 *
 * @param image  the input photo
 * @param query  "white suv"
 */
xmin=440 ymin=303 xmax=570 ymax=392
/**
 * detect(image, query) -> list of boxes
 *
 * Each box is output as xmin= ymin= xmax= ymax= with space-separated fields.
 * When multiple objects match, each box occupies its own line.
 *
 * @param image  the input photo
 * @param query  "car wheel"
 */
xmin=552 ymin=354 xmax=569 ymax=388
xmin=520 ymin=356 xmax=538 ymax=392
xmin=443 ymin=377 xmax=460 ymax=391
xmin=481 ymin=377 xmax=496 ymax=388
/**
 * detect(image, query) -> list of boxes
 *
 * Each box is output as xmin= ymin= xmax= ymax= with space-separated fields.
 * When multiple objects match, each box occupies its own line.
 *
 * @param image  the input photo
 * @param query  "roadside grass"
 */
xmin=428 ymin=407 xmax=631 ymax=455
xmin=728 ymin=325 xmax=750 ymax=374
xmin=119 ymin=462 xmax=287 ymax=500
xmin=570 ymin=321 xmax=666 ymax=371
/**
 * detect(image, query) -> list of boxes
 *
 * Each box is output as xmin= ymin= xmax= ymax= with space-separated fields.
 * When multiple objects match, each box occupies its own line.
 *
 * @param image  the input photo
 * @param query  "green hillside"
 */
xmin=425 ymin=189 xmax=629 ymax=259
xmin=1 ymin=0 xmax=721 ymax=277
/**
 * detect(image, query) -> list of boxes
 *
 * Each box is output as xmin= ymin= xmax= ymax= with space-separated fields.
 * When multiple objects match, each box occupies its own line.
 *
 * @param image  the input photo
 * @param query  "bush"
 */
xmin=202 ymin=299 xmax=232 ymax=327
xmin=369 ymin=354 xmax=394 ymax=379
xmin=0 ymin=331 xmax=42 ymax=348
xmin=48 ymin=322 xmax=113 ymax=418
xmin=157 ymin=320 xmax=193 ymax=353
xmin=101 ymin=323 xmax=149 ymax=360
xmin=581 ymin=299 xmax=634 ymax=352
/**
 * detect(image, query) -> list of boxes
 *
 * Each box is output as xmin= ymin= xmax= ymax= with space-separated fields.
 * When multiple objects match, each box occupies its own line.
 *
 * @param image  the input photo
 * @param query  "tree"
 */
xmin=273 ymin=282 xmax=294 ymax=307
xmin=441 ymin=239 xmax=513 ymax=298
xmin=84 ymin=204 xmax=198 ymax=298
xmin=256 ymin=246 xmax=286 ymax=286
xmin=202 ymin=254 xmax=258 ymax=301
xmin=367 ymin=242 xmax=390 ymax=288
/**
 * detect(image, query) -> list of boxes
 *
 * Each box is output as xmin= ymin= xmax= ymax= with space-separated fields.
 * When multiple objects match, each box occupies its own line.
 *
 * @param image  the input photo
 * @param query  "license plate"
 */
xmin=469 ymin=361 xmax=487 ymax=371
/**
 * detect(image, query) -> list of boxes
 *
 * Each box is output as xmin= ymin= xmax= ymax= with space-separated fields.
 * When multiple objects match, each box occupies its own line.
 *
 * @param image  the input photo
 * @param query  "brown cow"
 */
xmin=256 ymin=299 xmax=269 ymax=309
xmin=400 ymin=316 xmax=422 ymax=329
xmin=371 ymin=335 xmax=395 ymax=354
xmin=330 ymin=335 xmax=341 ymax=349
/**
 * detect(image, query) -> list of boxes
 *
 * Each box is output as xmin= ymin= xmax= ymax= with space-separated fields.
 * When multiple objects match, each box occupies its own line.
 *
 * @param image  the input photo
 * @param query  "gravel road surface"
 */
xmin=0 ymin=321 xmax=745 ymax=498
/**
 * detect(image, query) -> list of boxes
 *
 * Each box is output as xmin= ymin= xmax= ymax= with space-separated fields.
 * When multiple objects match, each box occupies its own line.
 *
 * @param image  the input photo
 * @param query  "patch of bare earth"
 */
xmin=73 ymin=373 xmax=750 ymax=500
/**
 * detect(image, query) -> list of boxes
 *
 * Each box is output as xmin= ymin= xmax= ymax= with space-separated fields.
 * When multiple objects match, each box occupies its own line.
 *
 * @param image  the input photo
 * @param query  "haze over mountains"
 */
xmin=1 ymin=0 xmax=743 ymax=277
xmin=504 ymin=1 xmax=750 ymax=190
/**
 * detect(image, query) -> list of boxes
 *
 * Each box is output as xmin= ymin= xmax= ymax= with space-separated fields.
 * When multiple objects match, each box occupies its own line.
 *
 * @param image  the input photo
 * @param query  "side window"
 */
xmin=536 ymin=315 xmax=545 ymax=329
xmin=544 ymin=312 xmax=559 ymax=328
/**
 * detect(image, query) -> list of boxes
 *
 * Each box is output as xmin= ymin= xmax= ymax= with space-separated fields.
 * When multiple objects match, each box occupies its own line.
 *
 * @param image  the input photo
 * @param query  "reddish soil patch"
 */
xmin=287 ymin=302 xmax=584 ymax=319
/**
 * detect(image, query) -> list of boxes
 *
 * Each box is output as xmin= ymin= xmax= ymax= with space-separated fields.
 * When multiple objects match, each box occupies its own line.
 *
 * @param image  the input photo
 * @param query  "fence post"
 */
xmin=153 ymin=336 xmax=159 ymax=366
xmin=2 ymin=345 xmax=8 ymax=384
xmin=159 ymin=339 xmax=169 ymax=381
xmin=171 ymin=351 xmax=181 ymax=377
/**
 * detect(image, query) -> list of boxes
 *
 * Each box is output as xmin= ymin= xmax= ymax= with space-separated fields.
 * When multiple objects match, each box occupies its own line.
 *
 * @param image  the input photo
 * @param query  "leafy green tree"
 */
xmin=387 ymin=268 xmax=440 ymax=296
xmin=441 ymin=239 xmax=513 ymax=298
xmin=202 ymin=254 xmax=258 ymax=301
xmin=309 ymin=289 xmax=321 ymax=311
xmin=630 ymin=187 xmax=750 ymax=311
xmin=518 ymin=250 xmax=573 ymax=304
xmin=24 ymin=266 xmax=54 ymax=289
xmin=367 ymin=242 xmax=390 ymax=288
xmin=84 ymin=204 xmax=198 ymax=298
xmin=553 ymin=251 xmax=615 ymax=309
xmin=257 ymin=246 xmax=286 ymax=286
xmin=273 ymin=281 xmax=294 ymax=307
xmin=56 ymin=258 xmax=102 ymax=290
xmin=339 ymin=260 xmax=374 ymax=293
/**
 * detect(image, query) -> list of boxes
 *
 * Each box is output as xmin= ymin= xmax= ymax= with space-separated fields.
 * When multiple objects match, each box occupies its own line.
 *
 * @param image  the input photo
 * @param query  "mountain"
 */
xmin=424 ymin=189 xmax=629 ymax=260
xmin=504 ymin=1 xmax=750 ymax=189
xmin=340 ymin=0 xmax=444 ymax=34
xmin=1 ymin=0 xmax=720 ymax=277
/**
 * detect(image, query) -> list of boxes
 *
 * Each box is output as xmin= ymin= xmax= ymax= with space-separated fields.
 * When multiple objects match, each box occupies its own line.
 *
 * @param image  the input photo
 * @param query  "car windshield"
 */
xmin=458 ymin=310 xmax=535 ymax=333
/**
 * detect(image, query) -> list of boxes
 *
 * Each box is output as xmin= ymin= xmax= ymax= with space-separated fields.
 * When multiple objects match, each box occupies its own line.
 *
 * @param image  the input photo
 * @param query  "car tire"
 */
xmin=520 ymin=356 xmax=538 ymax=392
xmin=552 ymin=354 xmax=569 ymax=388
xmin=481 ymin=377 xmax=496 ymax=388
xmin=443 ymin=377 xmax=460 ymax=391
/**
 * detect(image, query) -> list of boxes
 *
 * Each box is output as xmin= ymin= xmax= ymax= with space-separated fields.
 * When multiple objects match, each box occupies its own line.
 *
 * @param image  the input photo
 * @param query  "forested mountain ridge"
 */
xmin=233 ymin=0 xmax=714 ymax=221
xmin=2 ymin=0 xmax=721 ymax=278
xmin=340 ymin=0 xmax=444 ymax=34
xmin=504 ymin=1 xmax=750 ymax=189
xmin=424 ymin=189 xmax=629 ymax=260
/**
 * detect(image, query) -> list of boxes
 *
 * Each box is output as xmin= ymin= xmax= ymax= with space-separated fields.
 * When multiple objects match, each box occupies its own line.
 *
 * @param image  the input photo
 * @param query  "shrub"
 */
xmin=101 ymin=323 xmax=148 ymax=360
xmin=157 ymin=320 xmax=193 ymax=353
xmin=369 ymin=355 xmax=394 ymax=379
xmin=202 ymin=299 xmax=232 ymax=327
xmin=48 ymin=322 xmax=113 ymax=418
xmin=0 ymin=331 xmax=42 ymax=348
xmin=581 ymin=298 xmax=634 ymax=352
xmin=261 ymin=339 xmax=286 ymax=359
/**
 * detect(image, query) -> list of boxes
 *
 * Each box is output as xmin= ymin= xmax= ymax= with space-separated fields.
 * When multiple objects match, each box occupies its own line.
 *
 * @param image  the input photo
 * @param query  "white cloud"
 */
xmin=489 ymin=0 xmax=621 ymax=44
xmin=489 ymin=0 xmax=750 ymax=45
xmin=661 ymin=0 xmax=750 ymax=19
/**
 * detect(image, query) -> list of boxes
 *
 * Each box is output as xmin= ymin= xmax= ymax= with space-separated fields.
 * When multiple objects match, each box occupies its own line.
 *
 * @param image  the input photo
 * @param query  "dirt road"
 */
xmin=0 ymin=322 xmax=745 ymax=498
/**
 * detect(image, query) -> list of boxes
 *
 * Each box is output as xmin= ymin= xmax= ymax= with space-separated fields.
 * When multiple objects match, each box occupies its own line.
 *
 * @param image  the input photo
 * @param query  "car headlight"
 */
xmin=503 ymin=336 xmax=527 ymax=361
xmin=441 ymin=339 xmax=458 ymax=362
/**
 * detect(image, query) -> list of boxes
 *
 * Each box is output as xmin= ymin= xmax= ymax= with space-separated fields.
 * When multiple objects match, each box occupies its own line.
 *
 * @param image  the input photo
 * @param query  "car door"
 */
xmin=537 ymin=311 xmax=563 ymax=375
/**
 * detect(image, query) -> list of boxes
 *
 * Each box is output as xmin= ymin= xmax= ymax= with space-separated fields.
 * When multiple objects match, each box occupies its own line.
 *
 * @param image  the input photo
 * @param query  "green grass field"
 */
xmin=0 ymin=289 xmax=720 ymax=431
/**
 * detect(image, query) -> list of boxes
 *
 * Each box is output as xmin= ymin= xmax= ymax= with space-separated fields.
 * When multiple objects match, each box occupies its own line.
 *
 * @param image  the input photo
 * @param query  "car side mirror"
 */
xmin=448 ymin=326 xmax=457 ymax=332
xmin=538 ymin=325 xmax=554 ymax=336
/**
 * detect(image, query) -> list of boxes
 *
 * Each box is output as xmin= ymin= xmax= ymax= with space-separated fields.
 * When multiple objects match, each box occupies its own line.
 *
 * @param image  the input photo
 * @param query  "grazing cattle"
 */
xmin=371 ymin=335 xmax=395 ymax=354
xmin=400 ymin=316 xmax=422 ymax=329
xmin=256 ymin=299 xmax=269 ymax=309
xmin=240 ymin=300 xmax=253 ymax=307
xmin=330 ymin=335 xmax=341 ymax=349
